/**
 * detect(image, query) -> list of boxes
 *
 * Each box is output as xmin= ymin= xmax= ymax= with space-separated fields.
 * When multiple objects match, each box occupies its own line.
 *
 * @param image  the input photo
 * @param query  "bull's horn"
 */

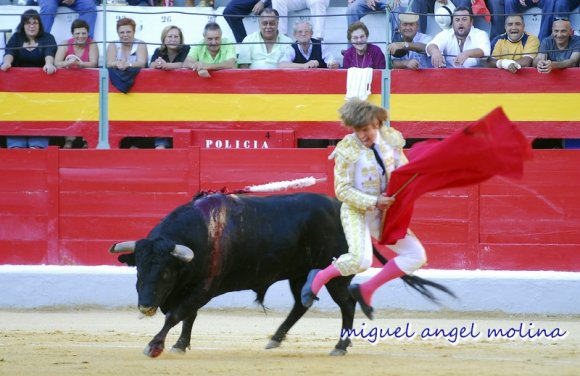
xmin=171 ymin=245 xmax=194 ymax=262
xmin=109 ymin=241 xmax=137 ymax=254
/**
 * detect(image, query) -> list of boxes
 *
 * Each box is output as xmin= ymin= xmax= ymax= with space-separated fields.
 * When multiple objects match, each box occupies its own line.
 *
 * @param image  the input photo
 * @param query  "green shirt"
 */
xmin=188 ymin=38 xmax=236 ymax=66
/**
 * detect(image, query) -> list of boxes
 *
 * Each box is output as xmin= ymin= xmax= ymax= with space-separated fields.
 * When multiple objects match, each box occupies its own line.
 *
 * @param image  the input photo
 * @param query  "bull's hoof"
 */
xmin=170 ymin=346 xmax=186 ymax=354
xmin=348 ymin=284 xmax=375 ymax=320
xmin=171 ymin=338 xmax=190 ymax=353
xmin=332 ymin=338 xmax=352 ymax=356
xmin=264 ymin=339 xmax=281 ymax=349
xmin=329 ymin=348 xmax=347 ymax=356
xmin=143 ymin=344 xmax=164 ymax=358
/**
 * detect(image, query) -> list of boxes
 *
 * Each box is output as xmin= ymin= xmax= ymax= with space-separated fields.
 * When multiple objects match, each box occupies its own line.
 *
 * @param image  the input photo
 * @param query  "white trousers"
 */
xmin=272 ymin=0 xmax=330 ymax=40
xmin=334 ymin=204 xmax=427 ymax=276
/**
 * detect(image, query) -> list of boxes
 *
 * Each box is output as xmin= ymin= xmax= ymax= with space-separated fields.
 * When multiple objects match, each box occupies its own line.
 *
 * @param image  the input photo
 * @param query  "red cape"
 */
xmin=379 ymin=107 xmax=533 ymax=245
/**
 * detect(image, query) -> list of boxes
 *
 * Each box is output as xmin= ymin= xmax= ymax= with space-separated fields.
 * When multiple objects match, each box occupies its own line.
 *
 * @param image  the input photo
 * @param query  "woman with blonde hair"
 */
xmin=150 ymin=25 xmax=190 ymax=70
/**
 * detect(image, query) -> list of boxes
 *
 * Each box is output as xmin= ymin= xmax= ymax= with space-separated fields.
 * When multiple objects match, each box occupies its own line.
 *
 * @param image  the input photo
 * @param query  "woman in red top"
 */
xmin=55 ymin=19 xmax=99 ymax=69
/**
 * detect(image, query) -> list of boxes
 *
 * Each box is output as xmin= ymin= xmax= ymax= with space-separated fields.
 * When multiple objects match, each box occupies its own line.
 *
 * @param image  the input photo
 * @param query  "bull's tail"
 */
xmin=372 ymin=247 xmax=457 ymax=304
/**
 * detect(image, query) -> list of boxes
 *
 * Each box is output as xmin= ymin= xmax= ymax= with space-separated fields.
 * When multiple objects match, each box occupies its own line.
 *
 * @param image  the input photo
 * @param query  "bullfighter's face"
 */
xmin=354 ymin=119 xmax=380 ymax=148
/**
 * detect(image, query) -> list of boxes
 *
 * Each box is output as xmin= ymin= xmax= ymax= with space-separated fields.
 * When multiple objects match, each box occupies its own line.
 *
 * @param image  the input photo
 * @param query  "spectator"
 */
xmin=223 ymin=0 xmax=272 ymax=43
xmin=388 ymin=12 xmax=433 ymax=69
xmin=149 ymin=25 xmax=190 ymax=149
xmin=186 ymin=22 xmax=236 ymax=77
xmin=150 ymin=25 xmax=190 ymax=70
xmin=39 ymin=0 xmax=97 ymax=39
xmin=278 ymin=20 xmax=339 ymax=69
xmin=106 ymin=17 xmax=148 ymax=70
xmin=54 ymin=19 xmax=98 ymax=69
xmin=237 ymin=8 xmax=293 ymax=69
xmin=185 ymin=22 xmax=237 ymax=77
xmin=426 ymin=6 xmax=491 ymax=68
xmin=533 ymin=19 xmax=580 ymax=74
xmin=273 ymin=0 xmax=330 ymax=40
xmin=54 ymin=19 xmax=98 ymax=149
xmin=486 ymin=14 xmax=539 ymax=73
xmin=347 ymin=0 xmax=407 ymax=40
xmin=342 ymin=21 xmax=386 ymax=69
xmin=1 ymin=9 xmax=56 ymax=149
xmin=186 ymin=22 xmax=237 ymax=77
xmin=106 ymin=18 xmax=148 ymax=149
xmin=505 ymin=0 xmax=580 ymax=42
xmin=412 ymin=0 xmax=470 ymax=34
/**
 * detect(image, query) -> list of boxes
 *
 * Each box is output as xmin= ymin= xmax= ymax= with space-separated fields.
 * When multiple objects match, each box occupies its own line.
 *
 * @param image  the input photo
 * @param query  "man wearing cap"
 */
xmin=388 ymin=12 xmax=433 ymax=69
xmin=533 ymin=19 xmax=580 ymax=74
xmin=486 ymin=14 xmax=540 ymax=73
xmin=426 ymin=6 xmax=491 ymax=68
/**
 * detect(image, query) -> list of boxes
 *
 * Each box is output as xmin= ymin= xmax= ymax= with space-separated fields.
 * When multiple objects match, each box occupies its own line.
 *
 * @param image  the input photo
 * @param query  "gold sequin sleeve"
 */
xmin=333 ymin=135 xmax=378 ymax=211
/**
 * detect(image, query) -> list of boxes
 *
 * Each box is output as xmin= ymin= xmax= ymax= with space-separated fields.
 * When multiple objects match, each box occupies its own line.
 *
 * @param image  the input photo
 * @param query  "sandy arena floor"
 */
xmin=0 ymin=308 xmax=578 ymax=376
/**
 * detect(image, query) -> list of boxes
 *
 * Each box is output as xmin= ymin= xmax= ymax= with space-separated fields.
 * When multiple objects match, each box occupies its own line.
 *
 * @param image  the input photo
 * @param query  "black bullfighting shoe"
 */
xmin=348 ymin=284 xmax=375 ymax=320
xmin=301 ymin=269 xmax=321 ymax=308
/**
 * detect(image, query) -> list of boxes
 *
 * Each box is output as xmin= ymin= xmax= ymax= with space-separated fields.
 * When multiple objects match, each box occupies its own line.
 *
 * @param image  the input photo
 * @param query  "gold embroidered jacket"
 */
xmin=331 ymin=125 xmax=408 ymax=212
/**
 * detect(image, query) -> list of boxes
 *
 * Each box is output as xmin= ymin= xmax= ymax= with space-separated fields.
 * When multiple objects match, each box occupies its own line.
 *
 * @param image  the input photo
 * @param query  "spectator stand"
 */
xmin=3 ymin=3 xmax=579 ymax=65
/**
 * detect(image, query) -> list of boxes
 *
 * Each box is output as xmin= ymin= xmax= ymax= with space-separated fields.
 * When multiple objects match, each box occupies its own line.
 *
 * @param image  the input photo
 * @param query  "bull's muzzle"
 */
xmin=139 ymin=305 xmax=158 ymax=317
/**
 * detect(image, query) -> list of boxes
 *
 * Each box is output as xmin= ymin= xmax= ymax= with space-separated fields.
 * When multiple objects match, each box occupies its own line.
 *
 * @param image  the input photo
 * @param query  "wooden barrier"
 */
xmin=1 ymin=68 xmax=579 ymax=148
xmin=1 ymin=147 xmax=579 ymax=271
xmin=1 ymin=68 xmax=579 ymax=270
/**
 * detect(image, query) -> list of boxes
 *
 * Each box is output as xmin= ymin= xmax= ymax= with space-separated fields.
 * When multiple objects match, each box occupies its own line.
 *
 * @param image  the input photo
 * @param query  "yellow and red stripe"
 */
xmin=1 ymin=68 xmax=578 ymax=140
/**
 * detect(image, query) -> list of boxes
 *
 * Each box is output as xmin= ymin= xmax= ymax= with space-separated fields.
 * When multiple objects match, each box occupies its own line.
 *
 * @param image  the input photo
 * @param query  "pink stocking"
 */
xmin=359 ymin=261 xmax=405 ymax=305
xmin=311 ymin=264 xmax=342 ymax=295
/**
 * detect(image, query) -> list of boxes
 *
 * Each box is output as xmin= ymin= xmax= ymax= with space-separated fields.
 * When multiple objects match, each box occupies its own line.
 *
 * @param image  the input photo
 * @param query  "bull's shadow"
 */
xmin=110 ymin=191 xmax=453 ymax=357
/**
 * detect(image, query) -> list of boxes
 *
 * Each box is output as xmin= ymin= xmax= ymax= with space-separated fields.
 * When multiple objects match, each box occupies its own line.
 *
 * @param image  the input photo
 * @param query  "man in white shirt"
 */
xmin=238 ymin=8 xmax=293 ymax=69
xmin=426 ymin=6 xmax=490 ymax=68
xmin=278 ymin=20 xmax=339 ymax=69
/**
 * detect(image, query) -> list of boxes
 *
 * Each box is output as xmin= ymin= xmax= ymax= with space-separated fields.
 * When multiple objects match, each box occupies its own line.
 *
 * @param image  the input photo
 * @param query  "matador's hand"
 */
xmin=376 ymin=195 xmax=395 ymax=211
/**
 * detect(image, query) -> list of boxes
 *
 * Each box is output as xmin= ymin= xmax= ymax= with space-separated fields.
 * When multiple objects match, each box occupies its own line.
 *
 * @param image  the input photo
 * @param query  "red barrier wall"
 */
xmin=1 ymin=147 xmax=579 ymax=271
xmin=2 ymin=68 xmax=579 ymax=147
xmin=1 ymin=69 xmax=579 ymax=270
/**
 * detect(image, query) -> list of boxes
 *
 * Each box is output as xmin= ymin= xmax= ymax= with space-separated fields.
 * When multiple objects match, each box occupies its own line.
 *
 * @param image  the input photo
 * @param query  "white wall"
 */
xmin=1 ymin=265 xmax=579 ymax=314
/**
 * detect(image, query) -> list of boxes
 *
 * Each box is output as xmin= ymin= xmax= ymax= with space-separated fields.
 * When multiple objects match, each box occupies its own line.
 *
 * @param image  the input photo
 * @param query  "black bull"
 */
xmin=109 ymin=192 xmax=453 ymax=357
